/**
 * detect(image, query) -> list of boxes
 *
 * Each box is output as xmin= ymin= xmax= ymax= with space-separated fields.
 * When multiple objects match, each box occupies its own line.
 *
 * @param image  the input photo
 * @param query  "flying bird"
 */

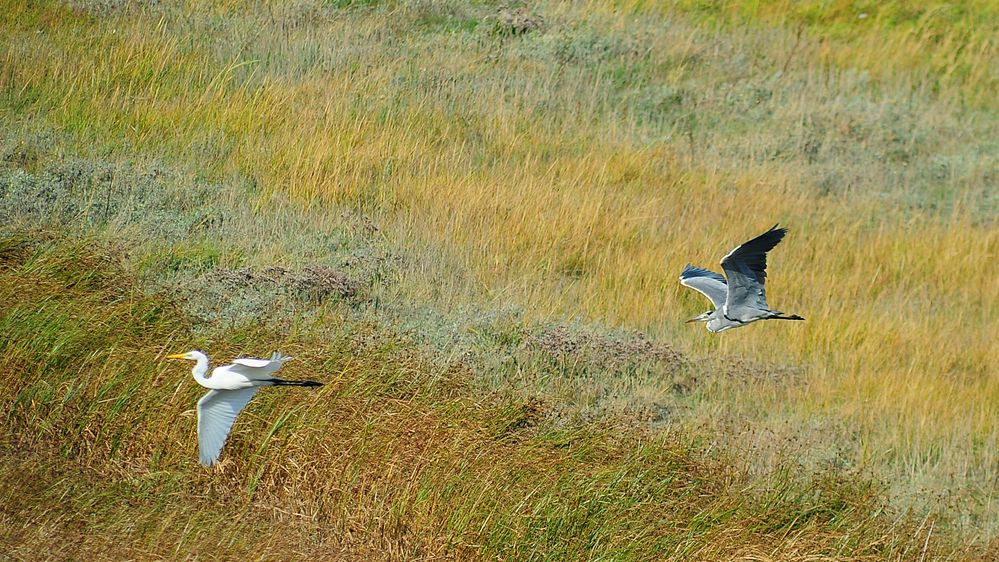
xmin=166 ymin=350 xmax=322 ymax=466
xmin=679 ymin=224 xmax=804 ymax=333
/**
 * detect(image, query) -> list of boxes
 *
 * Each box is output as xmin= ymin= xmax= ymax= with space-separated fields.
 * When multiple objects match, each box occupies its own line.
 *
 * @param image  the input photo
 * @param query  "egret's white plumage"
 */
xmin=166 ymin=350 xmax=322 ymax=466
xmin=679 ymin=224 xmax=804 ymax=333
xmin=197 ymin=387 xmax=260 ymax=466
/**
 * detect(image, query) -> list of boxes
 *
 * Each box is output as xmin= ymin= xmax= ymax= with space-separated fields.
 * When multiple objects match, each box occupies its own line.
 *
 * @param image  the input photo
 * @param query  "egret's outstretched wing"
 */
xmin=679 ymin=264 xmax=728 ymax=309
xmin=226 ymin=353 xmax=292 ymax=380
xmin=720 ymin=224 xmax=786 ymax=318
xmin=231 ymin=358 xmax=271 ymax=368
xmin=197 ymin=387 xmax=260 ymax=466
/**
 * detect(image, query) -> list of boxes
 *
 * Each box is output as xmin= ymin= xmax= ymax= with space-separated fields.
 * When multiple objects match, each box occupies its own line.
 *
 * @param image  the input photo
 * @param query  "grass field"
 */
xmin=1 ymin=0 xmax=997 ymax=559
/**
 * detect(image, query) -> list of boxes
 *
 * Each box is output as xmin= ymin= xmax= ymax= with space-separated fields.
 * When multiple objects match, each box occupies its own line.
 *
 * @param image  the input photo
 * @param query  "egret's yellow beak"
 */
xmin=166 ymin=353 xmax=189 ymax=360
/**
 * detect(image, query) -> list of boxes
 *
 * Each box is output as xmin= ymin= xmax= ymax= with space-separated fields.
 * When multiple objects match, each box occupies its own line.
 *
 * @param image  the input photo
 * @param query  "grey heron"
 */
xmin=679 ymin=224 xmax=804 ymax=333
xmin=166 ymin=350 xmax=322 ymax=466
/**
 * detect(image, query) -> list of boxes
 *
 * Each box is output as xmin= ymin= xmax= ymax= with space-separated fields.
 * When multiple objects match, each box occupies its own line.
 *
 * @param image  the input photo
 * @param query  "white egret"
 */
xmin=680 ymin=224 xmax=804 ymax=332
xmin=166 ymin=350 xmax=322 ymax=466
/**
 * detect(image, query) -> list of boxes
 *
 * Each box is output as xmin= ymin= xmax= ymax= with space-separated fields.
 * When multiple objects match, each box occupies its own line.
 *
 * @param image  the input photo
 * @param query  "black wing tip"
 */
xmin=746 ymin=223 xmax=789 ymax=249
xmin=765 ymin=223 xmax=788 ymax=237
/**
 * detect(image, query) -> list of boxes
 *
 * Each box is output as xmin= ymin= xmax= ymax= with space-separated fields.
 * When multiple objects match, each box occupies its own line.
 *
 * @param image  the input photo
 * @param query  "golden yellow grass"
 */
xmin=0 ymin=235 xmax=975 ymax=560
xmin=2 ymin=0 xmax=998 ymax=540
xmin=662 ymin=0 xmax=999 ymax=107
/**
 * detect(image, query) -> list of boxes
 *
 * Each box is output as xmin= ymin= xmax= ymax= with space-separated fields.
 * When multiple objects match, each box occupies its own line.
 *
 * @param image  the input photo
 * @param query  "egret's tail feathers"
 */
xmin=770 ymin=312 xmax=805 ymax=321
xmin=268 ymin=378 xmax=322 ymax=387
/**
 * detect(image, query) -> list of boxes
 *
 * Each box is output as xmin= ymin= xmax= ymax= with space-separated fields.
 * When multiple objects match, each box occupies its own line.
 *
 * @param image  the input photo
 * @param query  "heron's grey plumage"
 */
xmin=679 ymin=224 xmax=803 ymax=333
xmin=679 ymin=264 xmax=728 ymax=309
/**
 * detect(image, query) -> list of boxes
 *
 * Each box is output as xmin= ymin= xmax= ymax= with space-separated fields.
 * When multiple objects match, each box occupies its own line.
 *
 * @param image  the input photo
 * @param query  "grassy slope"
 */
xmin=1 ymin=0 xmax=997 ymax=558
xmin=0 ymin=235 xmax=960 ymax=560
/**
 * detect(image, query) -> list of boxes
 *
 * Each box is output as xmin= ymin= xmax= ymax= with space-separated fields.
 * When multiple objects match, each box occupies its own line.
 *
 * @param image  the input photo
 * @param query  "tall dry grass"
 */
xmin=0 ymin=234 xmax=977 ymax=560
xmin=1 ymin=0 xmax=997 ymax=546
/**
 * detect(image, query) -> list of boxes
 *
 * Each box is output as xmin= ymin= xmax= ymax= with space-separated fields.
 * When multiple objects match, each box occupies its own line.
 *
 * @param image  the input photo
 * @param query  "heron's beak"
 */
xmin=686 ymin=312 xmax=711 ymax=323
xmin=166 ymin=353 xmax=188 ymax=360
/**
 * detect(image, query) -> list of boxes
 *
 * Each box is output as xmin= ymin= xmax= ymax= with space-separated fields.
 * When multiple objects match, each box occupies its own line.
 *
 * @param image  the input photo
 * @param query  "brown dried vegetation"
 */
xmin=0 ymin=235 xmax=987 ymax=560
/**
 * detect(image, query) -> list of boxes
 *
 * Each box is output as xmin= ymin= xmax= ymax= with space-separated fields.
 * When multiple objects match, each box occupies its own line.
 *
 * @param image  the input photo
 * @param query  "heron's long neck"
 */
xmin=191 ymin=355 xmax=210 ymax=385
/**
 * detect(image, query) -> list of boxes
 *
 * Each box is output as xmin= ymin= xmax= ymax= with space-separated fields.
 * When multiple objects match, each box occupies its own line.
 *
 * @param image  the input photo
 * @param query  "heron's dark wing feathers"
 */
xmin=720 ymin=224 xmax=785 ymax=284
xmin=720 ymin=225 xmax=787 ymax=319
xmin=679 ymin=263 xmax=728 ymax=309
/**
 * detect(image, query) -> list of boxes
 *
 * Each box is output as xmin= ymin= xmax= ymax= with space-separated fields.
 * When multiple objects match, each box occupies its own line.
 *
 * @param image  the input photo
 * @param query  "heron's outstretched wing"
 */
xmin=720 ymin=224 xmax=787 ymax=318
xmin=679 ymin=264 xmax=728 ymax=309
xmin=197 ymin=387 xmax=260 ymax=466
